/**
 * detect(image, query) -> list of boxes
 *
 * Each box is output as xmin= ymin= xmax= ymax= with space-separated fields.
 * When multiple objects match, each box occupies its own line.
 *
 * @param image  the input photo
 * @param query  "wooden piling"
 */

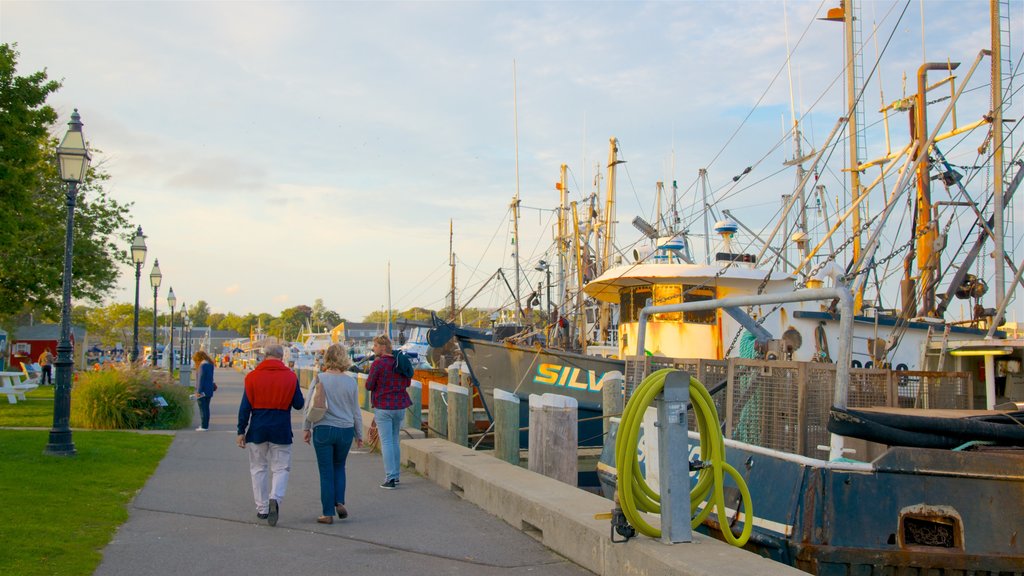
xmin=600 ymin=370 xmax=624 ymax=435
xmin=428 ymin=382 xmax=448 ymax=439
xmin=528 ymin=393 xmax=578 ymax=485
xmin=493 ymin=388 xmax=520 ymax=465
xmin=447 ymin=383 xmax=469 ymax=446
xmin=357 ymin=373 xmax=371 ymax=410
xmin=406 ymin=380 xmax=422 ymax=432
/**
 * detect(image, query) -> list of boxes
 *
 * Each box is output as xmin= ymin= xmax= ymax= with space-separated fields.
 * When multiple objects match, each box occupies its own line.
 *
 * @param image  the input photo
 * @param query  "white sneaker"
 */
xmin=195 ymin=427 xmax=208 ymax=431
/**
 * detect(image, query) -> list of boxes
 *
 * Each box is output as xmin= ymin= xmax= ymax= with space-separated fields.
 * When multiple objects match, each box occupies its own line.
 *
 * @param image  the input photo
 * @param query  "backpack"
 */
xmin=305 ymin=375 xmax=329 ymax=423
xmin=393 ymin=350 xmax=415 ymax=378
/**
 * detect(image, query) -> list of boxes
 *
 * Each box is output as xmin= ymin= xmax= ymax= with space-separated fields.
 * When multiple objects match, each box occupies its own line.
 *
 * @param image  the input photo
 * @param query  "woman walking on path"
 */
xmin=193 ymin=350 xmax=216 ymax=431
xmin=365 ymin=334 xmax=411 ymax=490
xmin=303 ymin=344 xmax=363 ymax=524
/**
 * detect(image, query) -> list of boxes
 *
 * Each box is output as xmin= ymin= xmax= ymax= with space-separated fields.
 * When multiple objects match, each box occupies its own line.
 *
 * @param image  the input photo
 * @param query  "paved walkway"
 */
xmin=94 ymin=367 xmax=592 ymax=576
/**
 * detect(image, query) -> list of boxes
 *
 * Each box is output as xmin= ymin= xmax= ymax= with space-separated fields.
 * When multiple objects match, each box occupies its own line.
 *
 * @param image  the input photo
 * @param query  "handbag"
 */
xmin=306 ymin=374 xmax=329 ymax=423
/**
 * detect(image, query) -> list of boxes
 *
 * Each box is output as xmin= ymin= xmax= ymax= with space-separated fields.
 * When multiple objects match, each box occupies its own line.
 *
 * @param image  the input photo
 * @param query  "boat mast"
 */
xmin=991 ymin=0 xmax=1006 ymax=309
xmin=512 ymin=60 xmax=523 ymax=326
xmin=784 ymin=0 xmax=811 ymax=273
xmin=700 ymin=168 xmax=710 ymax=263
xmin=600 ymin=137 xmax=621 ymax=341
xmin=386 ymin=260 xmax=392 ymax=339
xmin=449 ymin=220 xmax=456 ymax=321
xmin=558 ymin=164 xmax=569 ymax=316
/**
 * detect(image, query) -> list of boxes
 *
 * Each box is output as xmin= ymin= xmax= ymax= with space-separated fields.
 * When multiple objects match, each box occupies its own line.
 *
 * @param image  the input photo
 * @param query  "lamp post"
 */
xmin=45 ymin=109 xmax=92 ymax=457
xmin=167 ymin=288 xmax=176 ymax=376
xmin=130 ymin=226 xmax=147 ymax=363
xmin=179 ymin=309 xmax=192 ymax=386
xmin=149 ymin=260 xmax=162 ymax=366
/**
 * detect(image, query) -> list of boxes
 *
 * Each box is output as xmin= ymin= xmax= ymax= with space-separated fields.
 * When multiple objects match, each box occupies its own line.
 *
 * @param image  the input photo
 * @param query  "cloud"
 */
xmin=224 ymin=284 xmax=240 ymax=295
xmin=273 ymin=294 xmax=289 ymax=304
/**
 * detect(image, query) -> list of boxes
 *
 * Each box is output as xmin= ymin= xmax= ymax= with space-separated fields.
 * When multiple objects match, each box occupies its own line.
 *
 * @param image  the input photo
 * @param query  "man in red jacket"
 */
xmin=237 ymin=343 xmax=304 ymax=526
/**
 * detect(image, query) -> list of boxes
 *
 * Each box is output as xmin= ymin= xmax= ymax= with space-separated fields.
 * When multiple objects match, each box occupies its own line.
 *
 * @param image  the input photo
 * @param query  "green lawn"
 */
xmin=0 ymin=430 xmax=172 ymax=576
xmin=0 ymin=385 xmax=56 ymax=427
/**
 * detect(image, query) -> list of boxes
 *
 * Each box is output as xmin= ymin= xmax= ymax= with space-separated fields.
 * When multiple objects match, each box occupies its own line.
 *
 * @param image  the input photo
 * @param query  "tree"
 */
xmin=279 ymin=305 xmax=312 ymax=339
xmin=188 ymin=300 xmax=210 ymax=327
xmin=207 ymin=312 xmax=225 ymax=331
xmin=0 ymin=44 xmax=135 ymax=320
xmin=311 ymin=298 xmax=341 ymax=330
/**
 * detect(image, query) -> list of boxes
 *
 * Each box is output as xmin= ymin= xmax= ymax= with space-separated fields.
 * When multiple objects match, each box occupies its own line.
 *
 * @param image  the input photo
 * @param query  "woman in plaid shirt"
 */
xmin=365 ymin=334 xmax=412 ymax=489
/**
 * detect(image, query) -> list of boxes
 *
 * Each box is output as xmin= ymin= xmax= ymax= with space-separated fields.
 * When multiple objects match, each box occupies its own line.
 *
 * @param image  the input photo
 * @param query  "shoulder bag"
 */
xmin=306 ymin=373 xmax=329 ymax=423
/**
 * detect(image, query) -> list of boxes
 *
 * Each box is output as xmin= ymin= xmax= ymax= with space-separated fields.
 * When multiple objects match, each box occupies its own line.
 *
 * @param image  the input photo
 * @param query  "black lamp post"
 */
xmin=179 ymin=304 xmax=188 ymax=369
xmin=45 ymin=109 xmax=92 ymax=457
xmin=167 ymin=288 xmax=176 ymax=376
xmin=130 ymin=226 xmax=147 ymax=363
xmin=149 ymin=260 xmax=162 ymax=366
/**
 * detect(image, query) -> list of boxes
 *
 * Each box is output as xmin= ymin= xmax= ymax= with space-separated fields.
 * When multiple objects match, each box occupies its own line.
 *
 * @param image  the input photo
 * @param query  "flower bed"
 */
xmin=70 ymin=365 xmax=192 ymax=430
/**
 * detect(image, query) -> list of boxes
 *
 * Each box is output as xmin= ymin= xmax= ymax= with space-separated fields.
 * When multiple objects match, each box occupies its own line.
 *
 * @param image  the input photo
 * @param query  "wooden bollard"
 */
xmin=528 ymin=393 xmax=578 ymax=485
xmin=357 ymin=373 xmax=371 ymax=410
xmin=406 ymin=380 xmax=422 ymax=432
xmin=447 ymin=364 xmax=460 ymax=387
xmin=447 ymin=383 xmax=469 ymax=446
xmin=600 ymin=370 xmax=624 ymax=435
xmin=459 ymin=371 xmax=475 ymax=427
xmin=493 ymin=388 xmax=520 ymax=465
xmin=428 ymin=382 xmax=448 ymax=439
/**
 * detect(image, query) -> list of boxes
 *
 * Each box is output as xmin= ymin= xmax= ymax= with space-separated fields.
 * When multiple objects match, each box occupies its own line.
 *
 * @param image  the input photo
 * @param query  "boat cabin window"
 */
xmin=619 ymin=284 xmax=716 ymax=324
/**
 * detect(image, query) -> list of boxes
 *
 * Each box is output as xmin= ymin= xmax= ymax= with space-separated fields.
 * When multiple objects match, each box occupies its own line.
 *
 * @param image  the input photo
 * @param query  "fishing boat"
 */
xmin=591 ymin=1 xmax=1024 ymax=572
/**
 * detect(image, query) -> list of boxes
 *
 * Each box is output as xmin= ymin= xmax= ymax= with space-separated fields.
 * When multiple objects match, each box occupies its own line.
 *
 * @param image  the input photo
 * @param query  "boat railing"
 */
xmin=651 ymin=356 xmax=972 ymax=459
xmin=631 ymin=287 xmax=853 ymax=459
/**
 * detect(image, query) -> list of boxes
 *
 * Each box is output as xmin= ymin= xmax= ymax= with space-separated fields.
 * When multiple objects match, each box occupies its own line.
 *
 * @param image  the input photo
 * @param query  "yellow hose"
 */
xmin=614 ymin=368 xmax=753 ymax=546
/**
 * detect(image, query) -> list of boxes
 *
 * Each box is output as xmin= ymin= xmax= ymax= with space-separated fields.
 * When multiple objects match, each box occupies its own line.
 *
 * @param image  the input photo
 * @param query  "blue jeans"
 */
xmin=313 ymin=425 xmax=354 ymax=516
xmin=197 ymin=396 xmax=211 ymax=428
xmin=374 ymin=409 xmax=405 ymax=481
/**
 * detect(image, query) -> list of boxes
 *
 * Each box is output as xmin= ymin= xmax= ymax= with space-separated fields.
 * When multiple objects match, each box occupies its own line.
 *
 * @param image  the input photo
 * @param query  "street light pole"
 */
xmin=150 ymin=260 xmax=162 ymax=367
xmin=167 ymin=288 xmax=177 ymax=377
xmin=179 ymin=304 xmax=188 ymax=367
xmin=46 ymin=109 xmax=92 ymax=457
xmin=130 ymin=226 xmax=147 ymax=363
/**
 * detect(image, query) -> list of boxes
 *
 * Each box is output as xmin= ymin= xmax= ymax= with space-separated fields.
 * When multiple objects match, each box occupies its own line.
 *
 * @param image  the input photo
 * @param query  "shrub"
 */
xmin=70 ymin=365 xmax=192 ymax=430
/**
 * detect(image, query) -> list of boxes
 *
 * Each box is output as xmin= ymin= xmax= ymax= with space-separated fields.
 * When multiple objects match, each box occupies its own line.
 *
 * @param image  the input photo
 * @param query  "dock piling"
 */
xmin=493 ymin=388 xmax=520 ymax=465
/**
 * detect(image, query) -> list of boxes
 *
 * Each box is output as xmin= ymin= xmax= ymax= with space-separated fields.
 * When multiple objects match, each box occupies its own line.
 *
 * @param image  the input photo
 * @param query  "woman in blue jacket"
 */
xmin=193 ymin=350 xmax=216 ymax=431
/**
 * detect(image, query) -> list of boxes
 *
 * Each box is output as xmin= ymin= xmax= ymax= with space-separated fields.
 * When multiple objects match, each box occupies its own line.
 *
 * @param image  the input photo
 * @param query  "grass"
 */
xmin=0 ymin=385 xmax=56 ymax=427
xmin=0 ymin=430 xmax=172 ymax=576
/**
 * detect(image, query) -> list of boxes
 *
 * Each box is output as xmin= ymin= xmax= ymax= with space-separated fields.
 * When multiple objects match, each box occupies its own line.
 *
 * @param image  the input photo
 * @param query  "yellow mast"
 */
xmin=557 ymin=164 xmax=569 ymax=315
xmin=991 ymin=0 xmax=1006 ymax=309
xmin=599 ymin=137 xmax=621 ymax=341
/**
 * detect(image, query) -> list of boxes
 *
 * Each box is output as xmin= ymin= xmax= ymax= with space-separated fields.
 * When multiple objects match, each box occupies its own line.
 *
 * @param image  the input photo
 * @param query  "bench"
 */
xmin=0 ymin=371 xmax=39 ymax=404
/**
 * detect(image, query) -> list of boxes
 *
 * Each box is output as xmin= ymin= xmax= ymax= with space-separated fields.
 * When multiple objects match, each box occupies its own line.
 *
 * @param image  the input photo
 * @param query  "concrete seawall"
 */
xmin=356 ymin=408 xmax=803 ymax=576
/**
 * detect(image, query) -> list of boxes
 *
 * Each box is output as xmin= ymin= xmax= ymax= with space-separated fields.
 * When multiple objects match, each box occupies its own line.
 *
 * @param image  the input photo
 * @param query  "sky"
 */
xmin=2 ymin=1 xmax=1022 ymax=323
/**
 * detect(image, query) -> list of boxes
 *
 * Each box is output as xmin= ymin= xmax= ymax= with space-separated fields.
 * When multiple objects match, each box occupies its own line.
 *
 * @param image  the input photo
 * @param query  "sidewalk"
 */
xmin=94 ymin=367 xmax=592 ymax=576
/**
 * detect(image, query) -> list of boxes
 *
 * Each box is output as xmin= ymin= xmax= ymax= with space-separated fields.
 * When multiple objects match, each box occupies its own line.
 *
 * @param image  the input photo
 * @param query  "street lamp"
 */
xmin=180 ymin=307 xmax=191 ymax=386
xmin=180 ymin=304 xmax=188 ymax=365
xmin=149 ymin=260 xmax=162 ymax=367
xmin=130 ymin=226 xmax=147 ymax=362
xmin=167 ymin=288 xmax=177 ymax=376
xmin=46 ymin=109 xmax=92 ymax=457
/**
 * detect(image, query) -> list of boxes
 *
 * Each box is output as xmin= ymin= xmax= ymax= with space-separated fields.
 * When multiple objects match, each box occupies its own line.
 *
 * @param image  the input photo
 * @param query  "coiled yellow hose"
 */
xmin=614 ymin=368 xmax=753 ymax=546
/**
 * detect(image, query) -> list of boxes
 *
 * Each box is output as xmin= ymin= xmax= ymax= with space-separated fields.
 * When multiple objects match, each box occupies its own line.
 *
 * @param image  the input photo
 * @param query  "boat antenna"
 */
xmin=449 ymin=219 xmax=457 ymax=322
xmin=386 ymin=260 xmax=392 ymax=340
xmin=512 ymin=59 xmax=522 ymax=326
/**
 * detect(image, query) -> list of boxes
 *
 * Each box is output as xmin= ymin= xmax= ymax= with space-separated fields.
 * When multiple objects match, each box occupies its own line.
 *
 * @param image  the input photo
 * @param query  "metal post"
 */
xmin=45 ymin=179 xmax=79 ymax=456
xmin=168 ymin=305 xmax=174 ymax=376
xmin=657 ymin=370 xmax=692 ymax=543
xmin=131 ymin=261 xmax=141 ymax=362
xmin=152 ymin=286 xmax=159 ymax=366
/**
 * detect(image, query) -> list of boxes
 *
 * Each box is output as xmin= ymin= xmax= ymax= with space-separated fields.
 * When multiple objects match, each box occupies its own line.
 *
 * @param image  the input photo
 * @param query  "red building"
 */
xmin=8 ymin=324 xmax=88 ymax=371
